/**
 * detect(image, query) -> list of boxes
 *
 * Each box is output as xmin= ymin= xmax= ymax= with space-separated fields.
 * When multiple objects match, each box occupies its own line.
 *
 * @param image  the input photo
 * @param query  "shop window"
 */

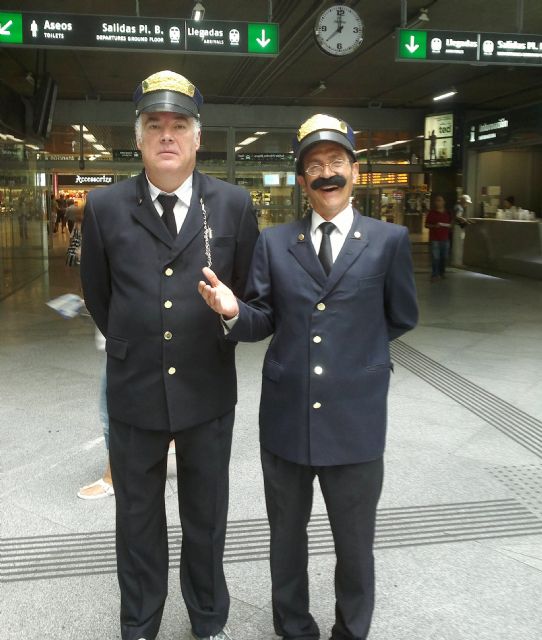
xmin=235 ymin=129 xmax=297 ymax=229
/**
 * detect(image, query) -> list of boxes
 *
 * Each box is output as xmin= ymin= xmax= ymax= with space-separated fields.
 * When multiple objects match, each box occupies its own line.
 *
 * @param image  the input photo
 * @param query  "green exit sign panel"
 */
xmin=398 ymin=30 xmax=427 ymax=59
xmin=248 ymin=22 xmax=278 ymax=54
xmin=0 ymin=11 xmax=23 ymax=43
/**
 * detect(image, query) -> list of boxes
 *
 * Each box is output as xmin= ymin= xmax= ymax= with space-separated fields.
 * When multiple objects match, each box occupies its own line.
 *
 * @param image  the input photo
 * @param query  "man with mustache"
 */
xmin=81 ymin=70 xmax=259 ymax=640
xmin=199 ymin=114 xmax=418 ymax=640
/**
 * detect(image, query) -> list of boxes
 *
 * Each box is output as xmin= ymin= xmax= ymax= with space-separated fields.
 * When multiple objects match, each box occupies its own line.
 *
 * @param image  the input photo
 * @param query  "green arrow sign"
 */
xmin=0 ymin=11 xmax=23 ymax=44
xmin=398 ymin=29 xmax=427 ymax=59
xmin=248 ymin=22 xmax=278 ymax=54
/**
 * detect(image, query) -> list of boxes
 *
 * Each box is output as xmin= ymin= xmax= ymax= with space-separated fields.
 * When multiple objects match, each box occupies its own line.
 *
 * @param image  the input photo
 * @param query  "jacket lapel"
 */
xmin=321 ymin=210 xmax=369 ymax=297
xmin=169 ymin=170 xmax=205 ymax=260
xmin=130 ymin=172 xmax=175 ymax=248
xmin=288 ymin=216 xmax=327 ymax=287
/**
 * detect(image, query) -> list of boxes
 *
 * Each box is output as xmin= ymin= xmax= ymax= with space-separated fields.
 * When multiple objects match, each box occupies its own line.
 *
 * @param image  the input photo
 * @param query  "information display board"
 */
xmin=0 ymin=11 xmax=279 ymax=56
xmin=396 ymin=29 xmax=542 ymax=66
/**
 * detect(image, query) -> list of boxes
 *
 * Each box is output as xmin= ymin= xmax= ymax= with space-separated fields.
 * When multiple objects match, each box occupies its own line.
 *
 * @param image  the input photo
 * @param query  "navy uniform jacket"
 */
xmin=228 ymin=211 xmax=418 ymax=466
xmin=81 ymin=170 xmax=259 ymax=432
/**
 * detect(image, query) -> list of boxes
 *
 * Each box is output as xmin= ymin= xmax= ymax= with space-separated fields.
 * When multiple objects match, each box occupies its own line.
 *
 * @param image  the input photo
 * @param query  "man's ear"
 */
xmin=297 ymin=174 xmax=307 ymax=191
xmin=351 ymin=161 xmax=359 ymax=182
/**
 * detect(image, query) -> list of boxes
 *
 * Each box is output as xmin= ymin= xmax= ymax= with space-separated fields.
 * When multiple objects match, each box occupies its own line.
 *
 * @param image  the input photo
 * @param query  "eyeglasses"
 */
xmin=305 ymin=158 xmax=348 ymax=177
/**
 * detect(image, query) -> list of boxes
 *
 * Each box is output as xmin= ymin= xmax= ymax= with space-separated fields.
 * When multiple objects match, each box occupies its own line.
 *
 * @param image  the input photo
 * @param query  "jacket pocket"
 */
xmin=359 ymin=273 xmax=385 ymax=290
xmin=262 ymin=359 xmax=283 ymax=382
xmin=211 ymin=235 xmax=236 ymax=247
xmin=106 ymin=336 xmax=128 ymax=361
xmin=365 ymin=362 xmax=392 ymax=372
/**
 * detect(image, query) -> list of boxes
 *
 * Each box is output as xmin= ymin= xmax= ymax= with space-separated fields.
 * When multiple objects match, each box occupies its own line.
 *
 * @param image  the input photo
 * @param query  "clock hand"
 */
xmin=326 ymin=13 xmax=345 ymax=40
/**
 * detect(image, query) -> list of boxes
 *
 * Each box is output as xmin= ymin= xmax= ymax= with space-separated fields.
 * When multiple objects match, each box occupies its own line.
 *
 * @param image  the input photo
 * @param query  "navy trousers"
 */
xmin=109 ymin=411 xmax=234 ymax=640
xmin=261 ymin=448 xmax=384 ymax=640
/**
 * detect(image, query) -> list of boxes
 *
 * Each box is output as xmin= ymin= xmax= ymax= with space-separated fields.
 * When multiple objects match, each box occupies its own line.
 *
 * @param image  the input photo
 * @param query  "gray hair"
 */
xmin=134 ymin=114 xmax=201 ymax=145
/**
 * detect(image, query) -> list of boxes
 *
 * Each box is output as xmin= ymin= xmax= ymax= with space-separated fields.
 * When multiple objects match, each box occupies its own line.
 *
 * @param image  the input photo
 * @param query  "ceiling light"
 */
xmin=84 ymin=133 xmax=97 ymax=142
xmin=377 ymin=140 xmax=410 ymax=149
xmin=192 ymin=1 xmax=205 ymax=21
xmin=71 ymin=124 xmax=88 ymax=132
xmin=93 ymin=144 xmax=106 ymax=151
xmin=25 ymin=144 xmax=40 ymax=150
xmin=433 ymin=89 xmax=457 ymax=101
xmin=308 ymin=80 xmax=327 ymax=97
xmin=254 ymin=131 xmax=268 ymax=135
xmin=418 ymin=8 xmax=429 ymax=23
xmin=406 ymin=7 xmax=429 ymax=29
xmin=355 ymin=148 xmax=368 ymax=154
xmin=238 ymin=136 xmax=259 ymax=146
xmin=234 ymin=146 xmax=242 ymax=152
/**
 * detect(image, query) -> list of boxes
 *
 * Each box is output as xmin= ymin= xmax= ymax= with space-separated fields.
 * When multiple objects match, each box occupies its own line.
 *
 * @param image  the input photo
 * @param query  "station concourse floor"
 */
xmin=1 ymin=246 xmax=542 ymax=640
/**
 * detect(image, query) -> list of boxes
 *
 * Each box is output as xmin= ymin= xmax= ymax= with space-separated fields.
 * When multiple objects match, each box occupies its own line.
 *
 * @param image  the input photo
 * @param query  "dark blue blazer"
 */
xmin=81 ymin=170 xmax=259 ymax=432
xmin=229 ymin=211 xmax=418 ymax=466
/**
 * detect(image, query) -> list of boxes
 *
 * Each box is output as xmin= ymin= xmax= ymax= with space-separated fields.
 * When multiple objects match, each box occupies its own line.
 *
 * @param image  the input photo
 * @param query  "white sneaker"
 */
xmin=192 ymin=625 xmax=233 ymax=640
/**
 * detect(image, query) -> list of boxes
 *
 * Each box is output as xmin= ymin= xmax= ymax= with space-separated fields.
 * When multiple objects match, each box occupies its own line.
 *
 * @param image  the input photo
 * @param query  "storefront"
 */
xmin=54 ymin=172 xmax=118 ymax=206
xmin=0 ymin=139 xmax=49 ymax=299
xmin=2 ymin=102 xmax=430 ymax=296
xmin=463 ymin=104 xmax=542 ymax=279
xmin=39 ymin=122 xmax=430 ymax=235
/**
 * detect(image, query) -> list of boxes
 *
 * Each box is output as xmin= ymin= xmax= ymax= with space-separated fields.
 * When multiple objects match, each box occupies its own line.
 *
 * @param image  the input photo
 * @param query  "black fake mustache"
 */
xmin=310 ymin=174 xmax=347 ymax=191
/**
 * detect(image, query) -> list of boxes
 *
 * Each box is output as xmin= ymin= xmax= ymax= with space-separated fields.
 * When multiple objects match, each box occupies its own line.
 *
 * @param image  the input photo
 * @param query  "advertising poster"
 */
xmin=424 ymin=113 xmax=454 ymax=168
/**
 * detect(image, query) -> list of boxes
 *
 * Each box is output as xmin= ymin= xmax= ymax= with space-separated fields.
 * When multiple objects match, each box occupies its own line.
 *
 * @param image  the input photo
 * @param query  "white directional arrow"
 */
xmin=405 ymin=35 xmax=419 ymax=53
xmin=256 ymin=29 xmax=271 ymax=48
xmin=0 ymin=19 xmax=13 ymax=36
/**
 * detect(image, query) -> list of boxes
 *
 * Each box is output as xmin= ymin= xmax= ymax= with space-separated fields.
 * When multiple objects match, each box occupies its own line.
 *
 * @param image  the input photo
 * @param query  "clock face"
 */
xmin=315 ymin=5 xmax=363 ymax=56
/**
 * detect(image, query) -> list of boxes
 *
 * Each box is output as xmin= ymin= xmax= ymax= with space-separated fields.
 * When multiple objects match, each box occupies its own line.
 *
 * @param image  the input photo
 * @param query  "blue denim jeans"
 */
xmin=431 ymin=240 xmax=450 ymax=277
xmin=99 ymin=364 xmax=110 ymax=449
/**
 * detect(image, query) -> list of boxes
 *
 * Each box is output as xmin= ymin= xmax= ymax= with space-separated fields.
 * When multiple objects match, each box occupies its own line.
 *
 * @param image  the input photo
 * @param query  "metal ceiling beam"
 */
xmin=516 ymin=0 xmax=524 ymax=33
xmin=401 ymin=0 xmax=408 ymax=28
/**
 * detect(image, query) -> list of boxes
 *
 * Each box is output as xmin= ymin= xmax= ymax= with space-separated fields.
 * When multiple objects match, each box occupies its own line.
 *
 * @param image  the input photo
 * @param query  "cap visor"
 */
xmin=137 ymin=102 xmax=198 ymax=118
xmin=296 ymin=131 xmax=355 ymax=173
xmin=135 ymin=90 xmax=199 ymax=118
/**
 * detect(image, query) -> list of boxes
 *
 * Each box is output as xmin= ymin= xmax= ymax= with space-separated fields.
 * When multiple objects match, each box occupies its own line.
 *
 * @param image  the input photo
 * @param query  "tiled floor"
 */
xmin=1 ymin=256 xmax=541 ymax=640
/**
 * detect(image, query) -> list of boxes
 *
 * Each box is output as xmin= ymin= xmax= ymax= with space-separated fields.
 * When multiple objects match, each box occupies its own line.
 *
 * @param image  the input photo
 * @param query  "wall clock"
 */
xmin=314 ymin=4 xmax=364 ymax=56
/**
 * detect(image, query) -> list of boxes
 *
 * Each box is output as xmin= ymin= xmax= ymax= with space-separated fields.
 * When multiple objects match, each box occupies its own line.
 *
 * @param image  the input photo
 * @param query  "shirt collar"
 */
xmin=311 ymin=204 xmax=354 ymax=237
xmin=146 ymin=173 xmax=193 ymax=207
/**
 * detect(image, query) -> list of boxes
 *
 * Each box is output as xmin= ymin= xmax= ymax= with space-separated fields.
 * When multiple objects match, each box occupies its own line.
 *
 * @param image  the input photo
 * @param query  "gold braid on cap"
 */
xmin=141 ymin=70 xmax=196 ymax=98
xmin=297 ymin=114 xmax=348 ymax=141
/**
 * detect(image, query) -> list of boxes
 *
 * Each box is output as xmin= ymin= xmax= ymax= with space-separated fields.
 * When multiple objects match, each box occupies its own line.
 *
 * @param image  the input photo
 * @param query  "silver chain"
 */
xmin=200 ymin=197 xmax=212 ymax=268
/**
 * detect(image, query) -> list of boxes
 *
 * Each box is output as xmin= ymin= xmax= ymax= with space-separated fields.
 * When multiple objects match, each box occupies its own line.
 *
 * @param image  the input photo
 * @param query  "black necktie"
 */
xmin=157 ymin=194 xmax=178 ymax=238
xmin=318 ymin=221 xmax=336 ymax=275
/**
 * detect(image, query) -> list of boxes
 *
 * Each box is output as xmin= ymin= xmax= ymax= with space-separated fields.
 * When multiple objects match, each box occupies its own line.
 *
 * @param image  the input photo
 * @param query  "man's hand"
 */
xmin=198 ymin=267 xmax=240 ymax=319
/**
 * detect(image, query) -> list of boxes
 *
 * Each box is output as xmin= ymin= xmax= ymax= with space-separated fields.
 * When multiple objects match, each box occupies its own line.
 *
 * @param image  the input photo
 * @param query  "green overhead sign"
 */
xmin=0 ymin=11 xmax=23 ymax=44
xmin=0 ymin=11 xmax=279 ymax=56
xmin=248 ymin=22 xmax=278 ymax=54
xmin=397 ymin=28 xmax=542 ymax=66
xmin=398 ymin=29 xmax=427 ymax=59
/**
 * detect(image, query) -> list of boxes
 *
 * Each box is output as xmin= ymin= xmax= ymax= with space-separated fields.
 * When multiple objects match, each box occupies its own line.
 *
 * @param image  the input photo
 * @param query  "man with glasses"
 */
xmin=198 ymin=114 xmax=418 ymax=640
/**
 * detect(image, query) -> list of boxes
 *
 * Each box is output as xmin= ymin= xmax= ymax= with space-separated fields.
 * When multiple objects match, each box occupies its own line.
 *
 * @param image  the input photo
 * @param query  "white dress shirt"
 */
xmin=147 ymin=173 xmax=193 ymax=233
xmin=310 ymin=204 xmax=354 ymax=263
